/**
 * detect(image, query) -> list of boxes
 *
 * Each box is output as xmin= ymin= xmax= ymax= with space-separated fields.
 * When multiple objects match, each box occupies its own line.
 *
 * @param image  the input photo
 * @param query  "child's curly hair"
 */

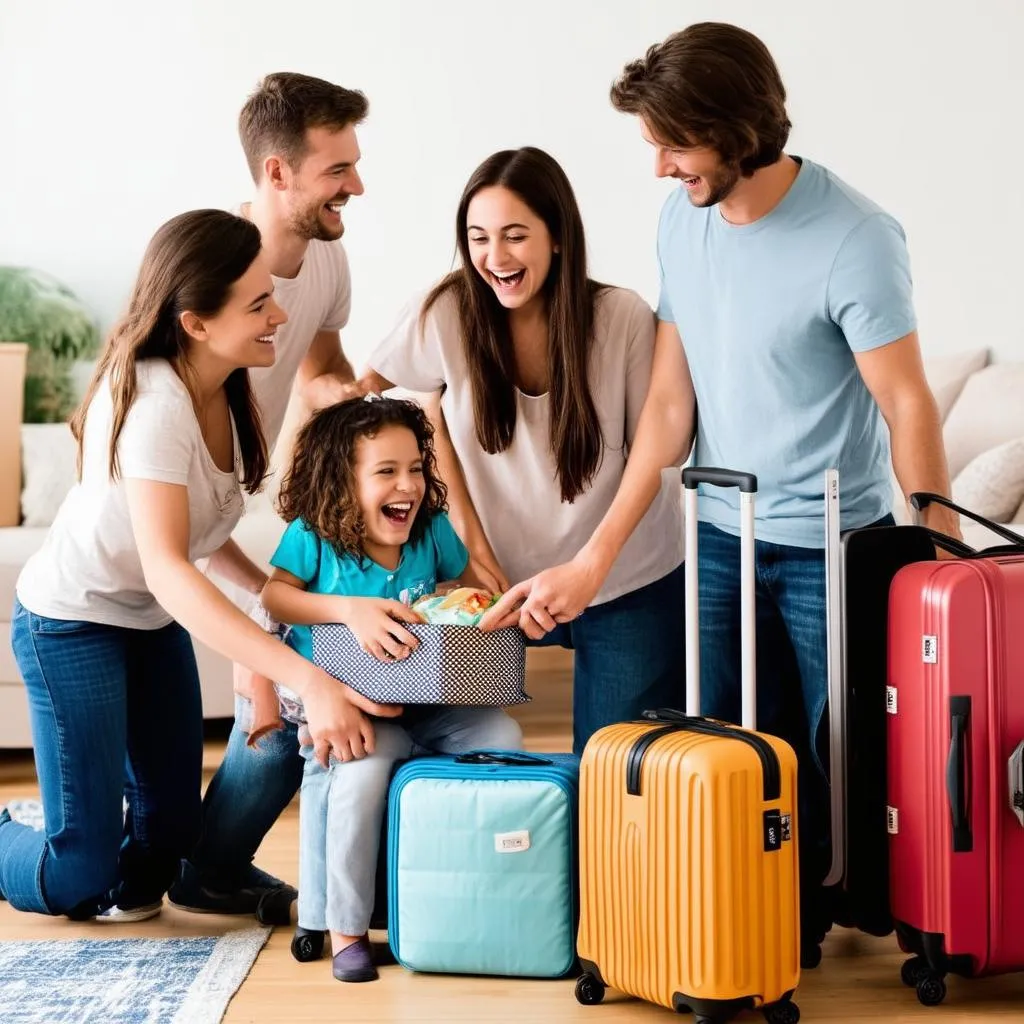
xmin=276 ymin=396 xmax=448 ymax=558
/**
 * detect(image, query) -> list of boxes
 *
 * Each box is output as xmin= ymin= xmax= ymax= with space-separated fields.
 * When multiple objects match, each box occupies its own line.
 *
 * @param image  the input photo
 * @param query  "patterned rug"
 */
xmin=1 ymin=800 xmax=271 ymax=1024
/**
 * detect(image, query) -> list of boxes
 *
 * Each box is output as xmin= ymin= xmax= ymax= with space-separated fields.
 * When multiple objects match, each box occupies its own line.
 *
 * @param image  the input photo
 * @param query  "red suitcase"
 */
xmin=886 ymin=492 xmax=1024 ymax=1007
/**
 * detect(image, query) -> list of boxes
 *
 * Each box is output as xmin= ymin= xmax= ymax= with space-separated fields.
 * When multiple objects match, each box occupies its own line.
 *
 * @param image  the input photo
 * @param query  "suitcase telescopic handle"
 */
xmin=681 ymin=468 xmax=758 ymax=730
xmin=823 ymin=469 xmax=846 ymax=887
xmin=911 ymin=492 xmax=1024 ymax=549
xmin=947 ymin=698 xmax=973 ymax=853
xmin=453 ymin=751 xmax=553 ymax=767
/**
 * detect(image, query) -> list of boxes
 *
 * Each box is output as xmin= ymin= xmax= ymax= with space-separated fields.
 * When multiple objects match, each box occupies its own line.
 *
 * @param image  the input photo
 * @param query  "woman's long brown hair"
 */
xmin=422 ymin=147 xmax=605 ymax=504
xmin=71 ymin=209 xmax=268 ymax=494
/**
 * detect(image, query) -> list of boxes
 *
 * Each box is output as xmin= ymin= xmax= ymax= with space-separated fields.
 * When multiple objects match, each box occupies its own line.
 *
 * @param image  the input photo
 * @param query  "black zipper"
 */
xmin=626 ymin=711 xmax=781 ymax=801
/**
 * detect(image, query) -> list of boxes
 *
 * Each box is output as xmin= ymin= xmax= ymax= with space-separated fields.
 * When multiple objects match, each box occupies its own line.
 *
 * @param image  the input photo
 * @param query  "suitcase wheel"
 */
xmin=290 ymin=927 xmax=326 ymax=963
xmin=900 ymin=956 xmax=927 ymax=988
xmin=574 ymin=973 xmax=605 ymax=1006
xmin=763 ymin=999 xmax=800 ymax=1024
xmin=915 ymin=973 xmax=947 ymax=1007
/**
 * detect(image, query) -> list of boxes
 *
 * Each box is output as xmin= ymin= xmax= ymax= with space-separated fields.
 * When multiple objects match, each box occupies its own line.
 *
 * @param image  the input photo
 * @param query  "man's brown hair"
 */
xmin=610 ymin=22 xmax=791 ymax=175
xmin=238 ymin=72 xmax=368 ymax=182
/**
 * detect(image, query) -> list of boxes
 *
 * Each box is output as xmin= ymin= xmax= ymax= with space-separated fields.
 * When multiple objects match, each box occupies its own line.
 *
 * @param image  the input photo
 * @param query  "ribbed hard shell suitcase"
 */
xmin=387 ymin=750 xmax=579 ymax=978
xmin=886 ymin=493 xmax=1024 ymax=1007
xmin=575 ymin=468 xmax=802 ymax=1024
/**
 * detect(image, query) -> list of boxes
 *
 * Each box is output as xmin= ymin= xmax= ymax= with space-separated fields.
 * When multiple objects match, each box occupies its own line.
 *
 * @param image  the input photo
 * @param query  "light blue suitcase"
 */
xmin=387 ymin=750 xmax=579 ymax=978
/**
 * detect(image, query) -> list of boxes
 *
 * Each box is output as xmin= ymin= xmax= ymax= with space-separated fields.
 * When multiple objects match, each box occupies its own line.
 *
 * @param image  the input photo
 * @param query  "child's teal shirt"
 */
xmin=269 ymin=512 xmax=469 ymax=660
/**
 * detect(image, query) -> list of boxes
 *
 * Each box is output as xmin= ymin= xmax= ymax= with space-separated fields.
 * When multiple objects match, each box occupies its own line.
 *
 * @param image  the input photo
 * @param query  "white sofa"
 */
xmin=1 ymin=348 xmax=1022 ymax=747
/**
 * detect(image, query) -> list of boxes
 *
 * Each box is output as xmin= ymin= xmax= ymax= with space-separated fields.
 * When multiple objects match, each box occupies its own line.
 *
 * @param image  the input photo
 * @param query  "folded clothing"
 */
xmin=412 ymin=587 xmax=499 ymax=626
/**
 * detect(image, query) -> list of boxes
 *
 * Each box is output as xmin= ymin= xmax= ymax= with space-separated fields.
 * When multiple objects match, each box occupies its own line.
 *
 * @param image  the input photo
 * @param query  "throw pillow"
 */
xmin=923 ymin=348 xmax=988 ymax=422
xmin=951 ymin=437 xmax=1024 ymax=524
xmin=20 ymin=422 xmax=77 ymax=527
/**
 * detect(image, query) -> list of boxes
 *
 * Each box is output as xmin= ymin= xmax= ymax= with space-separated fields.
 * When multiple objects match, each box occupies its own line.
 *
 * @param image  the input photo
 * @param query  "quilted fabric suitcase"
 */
xmin=575 ymin=468 xmax=802 ymax=1024
xmin=822 ymin=472 xmax=972 ymax=937
xmin=387 ymin=750 xmax=579 ymax=978
xmin=887 ymin=492 xmax=1024 ymax=1007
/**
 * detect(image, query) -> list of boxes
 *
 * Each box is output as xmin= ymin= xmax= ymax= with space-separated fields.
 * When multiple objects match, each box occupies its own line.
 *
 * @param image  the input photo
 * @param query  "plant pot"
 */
xmin=0 ymin=343 xmax=29 ymax=526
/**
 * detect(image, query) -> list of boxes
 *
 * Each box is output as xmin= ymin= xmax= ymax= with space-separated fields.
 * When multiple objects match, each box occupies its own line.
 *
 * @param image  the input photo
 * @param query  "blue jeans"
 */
xmin=530 ymin=563 xmax=686 ymax=754
xmin=183 ymin=696 xmax=304 ymax=888
xmin=694 ymin=518 xmax=892 ymax=934
xmin=0 ymin=599 xmax=204 ymax=916
xmin=297 ymin=706 xmax=523 ymax=934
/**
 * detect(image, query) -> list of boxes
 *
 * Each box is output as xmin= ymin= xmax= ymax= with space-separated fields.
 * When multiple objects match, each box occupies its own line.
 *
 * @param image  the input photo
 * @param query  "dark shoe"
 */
xmin=332 ymin=937 xmax=379 ymax=983
xmin=168 ymin=859 xmax=297 ymax=919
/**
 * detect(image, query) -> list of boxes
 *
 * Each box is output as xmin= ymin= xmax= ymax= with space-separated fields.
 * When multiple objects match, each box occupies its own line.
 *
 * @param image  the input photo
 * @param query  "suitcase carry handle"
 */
xmin=636 ymin=709 xmax=782 ymax=801
xmin=910 ymin=492 xmax=1024 ymax=548
xmin=453 ymin=751 xmax=553 ymax=767
xmin=947 ymin=698 xmax=973 ymax=852
xmin=681 ymin=467 xmax=758 ymax=729
xmin=1009 ymin=741 xmax=1024 ymax=828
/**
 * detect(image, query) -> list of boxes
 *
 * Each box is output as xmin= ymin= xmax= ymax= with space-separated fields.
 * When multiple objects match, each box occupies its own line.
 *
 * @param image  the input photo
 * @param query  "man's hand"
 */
xmin=304 ymin=373 xmax=365 ymax=411
xmin=233 ymin=663 xmax=283 ymax=747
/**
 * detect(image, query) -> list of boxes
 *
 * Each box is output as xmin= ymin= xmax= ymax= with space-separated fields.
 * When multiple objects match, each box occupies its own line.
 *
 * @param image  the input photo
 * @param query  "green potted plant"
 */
xmin=0 ymin=266 xmax=102 ymax=422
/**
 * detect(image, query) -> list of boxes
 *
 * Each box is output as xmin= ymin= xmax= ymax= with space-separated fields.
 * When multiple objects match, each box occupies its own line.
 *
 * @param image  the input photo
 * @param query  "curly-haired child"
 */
xmin=257 ymin=396 xmax=523 ymax=982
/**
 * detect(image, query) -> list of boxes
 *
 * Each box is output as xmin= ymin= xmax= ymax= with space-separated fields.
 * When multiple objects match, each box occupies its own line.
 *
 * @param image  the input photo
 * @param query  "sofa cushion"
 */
xmin=923 ymin=347 xmax=989 ymax=422
xmin=952 ymin=438 xmax=1024 ymax=525
xmin=0 ymin=526 xmax=49 ymax=617
xmin=20 ymin=423 xmax=77 ymax=527
xmin=943 ymin=363 xmax=1024 ymax=479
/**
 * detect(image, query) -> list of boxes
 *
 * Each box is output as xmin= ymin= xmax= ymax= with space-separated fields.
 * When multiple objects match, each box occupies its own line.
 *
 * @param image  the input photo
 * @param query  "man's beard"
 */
xmin=685 ymin=163 xmax=742 ymax=208
xmin=289 ymin=199 xmax=344 ymax=242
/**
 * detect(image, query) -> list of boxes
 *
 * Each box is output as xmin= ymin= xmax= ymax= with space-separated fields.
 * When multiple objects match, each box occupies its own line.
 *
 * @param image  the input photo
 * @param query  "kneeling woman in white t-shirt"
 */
xmin=366 ymin=147 xmax=685 ymax=753
xmin=1 ymin=210 xmax=398 ymax=920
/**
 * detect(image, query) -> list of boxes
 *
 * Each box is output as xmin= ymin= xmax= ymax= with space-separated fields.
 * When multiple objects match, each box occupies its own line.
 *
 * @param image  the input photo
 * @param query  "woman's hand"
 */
xmin=340 ymin=596 xmax=425 ymax=660
xmin=300 ymin=668 xmax=402 ymax=767
xmin=478 ymin=553 xmax=604 ymax=639
xmin=464 ymin=552 xmax=510 ymax=595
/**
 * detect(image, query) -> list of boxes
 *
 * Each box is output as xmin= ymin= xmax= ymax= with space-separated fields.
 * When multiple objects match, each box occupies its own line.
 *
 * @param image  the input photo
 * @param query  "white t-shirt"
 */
xmin=17 ymin=360 xmax=245 ymax=629
xmin=245 ymin=228 xmax=352 ymax=449
xmin=369 ymin=285 xmax=684 ymax=607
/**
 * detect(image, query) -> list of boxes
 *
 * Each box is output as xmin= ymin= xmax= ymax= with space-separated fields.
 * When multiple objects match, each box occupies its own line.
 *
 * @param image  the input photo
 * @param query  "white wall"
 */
xmin=1 ymin=0 xmax=1022 ymax=368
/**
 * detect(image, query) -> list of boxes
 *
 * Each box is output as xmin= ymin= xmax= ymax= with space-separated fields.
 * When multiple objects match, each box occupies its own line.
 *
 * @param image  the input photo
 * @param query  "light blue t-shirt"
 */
xmin=269 ymin=512 xmax=470 ymax=660
xmin=657 ymin=157 xmax=916 ymax=548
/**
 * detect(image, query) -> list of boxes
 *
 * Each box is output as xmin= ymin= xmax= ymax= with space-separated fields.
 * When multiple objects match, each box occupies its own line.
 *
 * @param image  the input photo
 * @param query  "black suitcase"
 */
xmin=822 ymin=473 xmax=971 ymax=935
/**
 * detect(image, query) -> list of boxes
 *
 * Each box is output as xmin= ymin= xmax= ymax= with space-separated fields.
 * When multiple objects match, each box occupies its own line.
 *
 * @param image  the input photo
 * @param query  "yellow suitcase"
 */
xmin=575 ymin=468 xmax=802 ymax=1024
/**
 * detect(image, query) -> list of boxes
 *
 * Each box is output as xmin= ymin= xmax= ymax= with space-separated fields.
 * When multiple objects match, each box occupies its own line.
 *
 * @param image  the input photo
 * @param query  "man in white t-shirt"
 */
xmin=168 ymin=72 xmax=368 ymax=923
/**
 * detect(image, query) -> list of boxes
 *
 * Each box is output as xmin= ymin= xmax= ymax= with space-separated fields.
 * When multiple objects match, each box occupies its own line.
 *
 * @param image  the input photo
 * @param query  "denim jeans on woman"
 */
xmin=0 ymin=598 xmax=204 ymax=916
xmin=297 ymin=705 xmax=522 ymax=935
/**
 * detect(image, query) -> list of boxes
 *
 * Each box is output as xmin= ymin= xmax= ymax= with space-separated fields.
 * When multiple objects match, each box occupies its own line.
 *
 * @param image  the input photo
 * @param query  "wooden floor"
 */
xmin=1 ymin=648 xmax=1022 ymax=1022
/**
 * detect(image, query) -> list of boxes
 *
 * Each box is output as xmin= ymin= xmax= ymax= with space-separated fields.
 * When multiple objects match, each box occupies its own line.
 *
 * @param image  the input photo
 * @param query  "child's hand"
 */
xmin=340 ymin=597 xmax=425 ymax=661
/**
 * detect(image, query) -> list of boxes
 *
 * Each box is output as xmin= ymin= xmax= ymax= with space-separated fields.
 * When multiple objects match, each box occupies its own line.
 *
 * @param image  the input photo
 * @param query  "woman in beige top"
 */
xmin=365 ymin=147 xmax=684 ymax=751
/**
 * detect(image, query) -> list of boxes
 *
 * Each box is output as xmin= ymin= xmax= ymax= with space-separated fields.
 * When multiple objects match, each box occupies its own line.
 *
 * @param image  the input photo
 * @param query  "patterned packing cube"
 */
xmin=387 ymin=751 xmax=580 ymax=978
xmin=310 ymin=623 xmax=528 ymax=705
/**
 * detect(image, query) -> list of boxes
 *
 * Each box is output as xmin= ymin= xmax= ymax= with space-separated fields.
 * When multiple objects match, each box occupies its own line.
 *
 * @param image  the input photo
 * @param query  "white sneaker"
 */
xmin=93 ymin=901 xmax=163 ymax=923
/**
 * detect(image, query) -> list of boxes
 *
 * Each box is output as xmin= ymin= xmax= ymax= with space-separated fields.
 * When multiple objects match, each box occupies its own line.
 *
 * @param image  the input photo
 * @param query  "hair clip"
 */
xmin=363 ymin=391 xmax=383 ymax=403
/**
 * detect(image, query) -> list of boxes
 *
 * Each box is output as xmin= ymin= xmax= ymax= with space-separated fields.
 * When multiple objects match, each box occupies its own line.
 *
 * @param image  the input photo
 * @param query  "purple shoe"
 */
xmin=332 ymin=937 xmax=379 ymax=983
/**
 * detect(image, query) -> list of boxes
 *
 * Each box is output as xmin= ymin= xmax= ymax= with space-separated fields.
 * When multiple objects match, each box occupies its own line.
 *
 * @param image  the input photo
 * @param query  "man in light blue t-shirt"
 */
xmin=606 ymin=22 xmax=961 ymax=966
